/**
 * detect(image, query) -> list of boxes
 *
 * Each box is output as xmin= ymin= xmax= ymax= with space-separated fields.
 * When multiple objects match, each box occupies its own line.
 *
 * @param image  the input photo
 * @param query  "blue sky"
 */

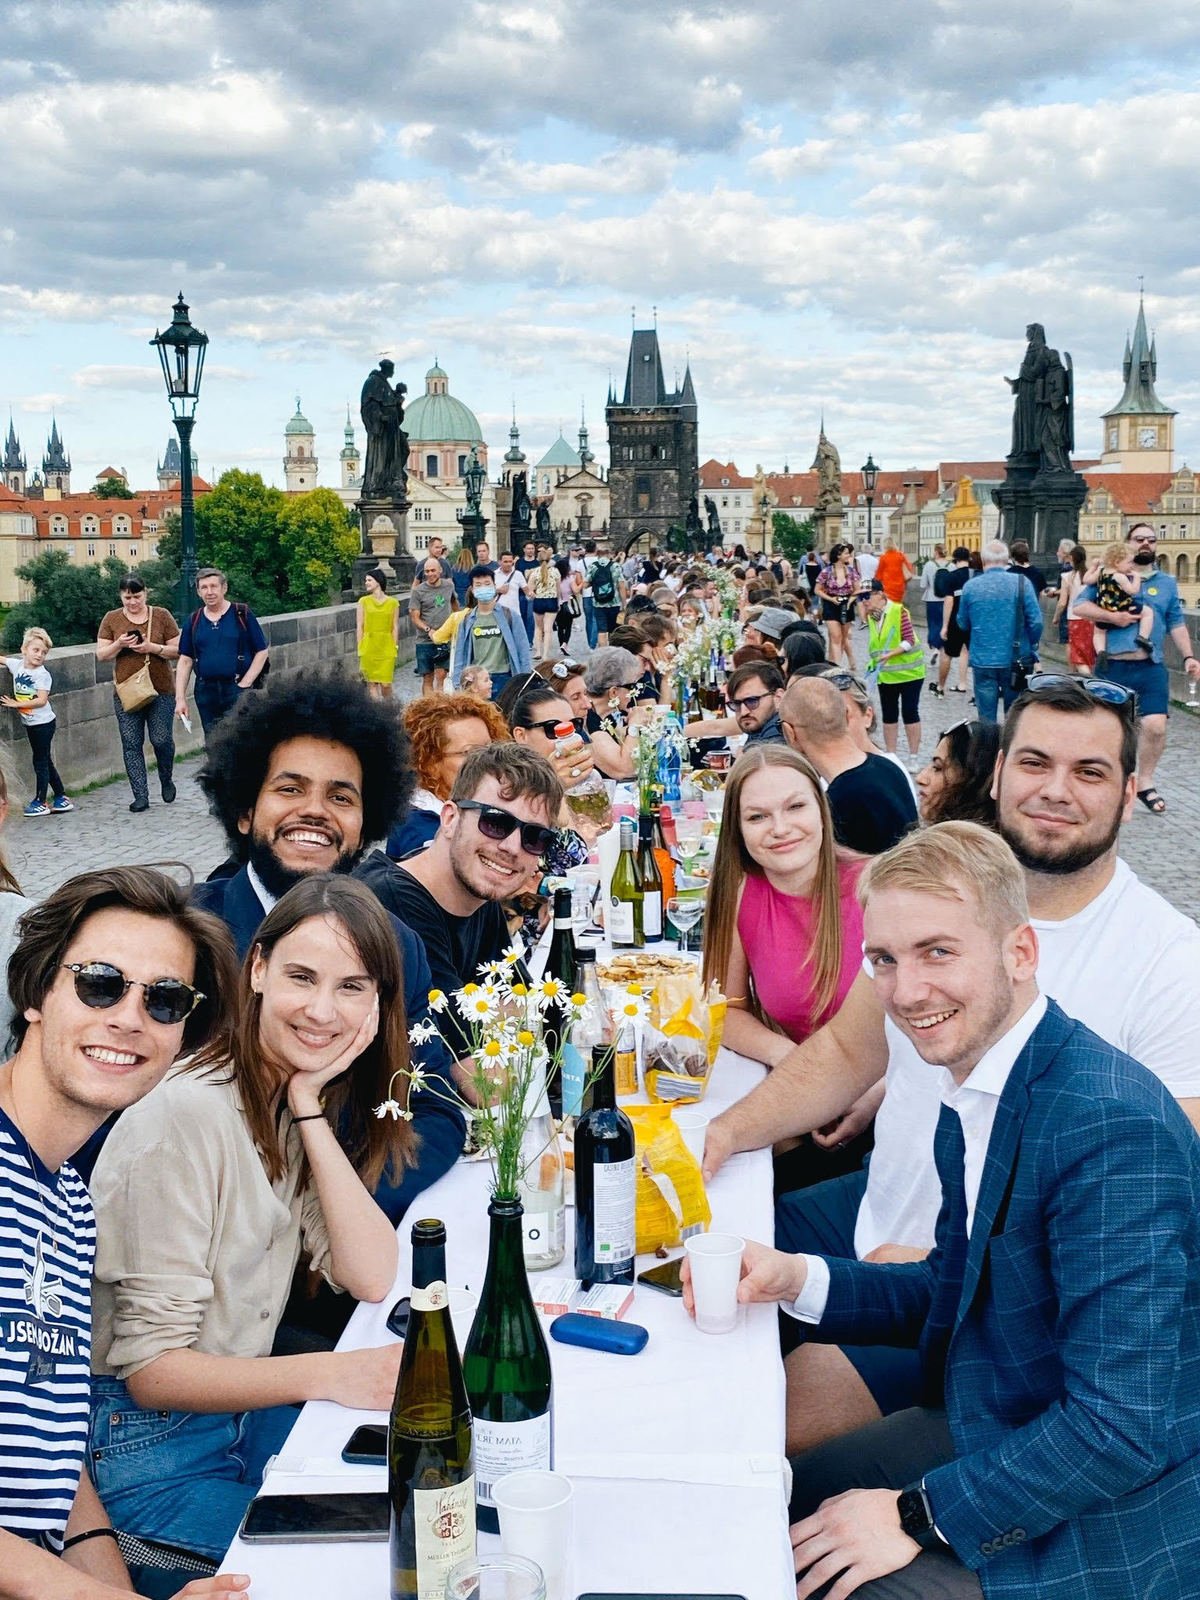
xmin=3 ymin=0 xmax=1200 ymax=492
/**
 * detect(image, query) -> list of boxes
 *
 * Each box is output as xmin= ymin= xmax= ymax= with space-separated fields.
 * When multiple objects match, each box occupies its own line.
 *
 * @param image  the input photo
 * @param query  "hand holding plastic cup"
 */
xmin=684 ymin=1232 xmax=745 ymax=1335
xmin=491 ymin=1472 xmax=573 ymax=1600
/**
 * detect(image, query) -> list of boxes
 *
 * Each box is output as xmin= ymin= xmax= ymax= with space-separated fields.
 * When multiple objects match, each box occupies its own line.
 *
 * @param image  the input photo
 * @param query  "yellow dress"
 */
xmin=357 ymin=594 xmax=399 ymax=684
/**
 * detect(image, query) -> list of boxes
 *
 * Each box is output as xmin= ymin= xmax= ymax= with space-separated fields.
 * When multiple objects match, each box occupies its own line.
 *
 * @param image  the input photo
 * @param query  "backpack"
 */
xmin=591 ymin=560 xmax=617 ymax=605
xmin=190 ymin=601 xmax=271 ymax=684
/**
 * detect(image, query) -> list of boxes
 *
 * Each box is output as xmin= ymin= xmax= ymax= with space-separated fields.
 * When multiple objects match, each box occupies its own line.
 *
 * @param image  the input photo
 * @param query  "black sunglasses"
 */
xmin=62 ymin=961 xmax=205 ymax=1025
xmin=726 ymin=692 xmax=771 ymax=713
xmin=456 ymin=800 xmax=557 ymax=858
xmin=521 ymin=716 xmax=585 ymax=740
xmin=1024 ymin=673 xmax=1138 ymax=710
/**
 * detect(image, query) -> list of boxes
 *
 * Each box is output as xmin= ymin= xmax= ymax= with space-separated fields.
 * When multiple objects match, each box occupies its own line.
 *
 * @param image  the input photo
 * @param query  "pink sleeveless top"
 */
xmin=736 ymin=858 xmax=865 ymax=1043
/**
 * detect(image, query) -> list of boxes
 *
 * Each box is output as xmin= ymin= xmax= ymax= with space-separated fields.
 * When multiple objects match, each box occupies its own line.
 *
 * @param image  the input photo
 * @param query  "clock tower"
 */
xmin=1100 ymin=294 xmax=1175 ymax=471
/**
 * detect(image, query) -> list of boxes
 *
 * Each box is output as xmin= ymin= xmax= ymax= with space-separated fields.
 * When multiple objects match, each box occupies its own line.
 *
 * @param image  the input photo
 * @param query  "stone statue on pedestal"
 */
xmin=994 ymin=322 xmax=1086 ymax=574
xmin=1004 ymin=323 xmax=1048 ymax=462
xmin=1036 ymin=348 xmax=1074 ymax=474
xmin=510 ymin=471 xmax=532 ymax=539
xmin=360 ymin=359 xmax=408 ymax=498
xmin=704 ymin=494 xmax=721 ymax=538
xmin=811 ymin=429 xmax=842 ymax=515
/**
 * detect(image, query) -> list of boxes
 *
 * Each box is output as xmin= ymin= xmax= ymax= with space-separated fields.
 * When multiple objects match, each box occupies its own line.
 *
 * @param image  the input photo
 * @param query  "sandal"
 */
xmin=1136 ymin=787 xmax=1167 ymax=815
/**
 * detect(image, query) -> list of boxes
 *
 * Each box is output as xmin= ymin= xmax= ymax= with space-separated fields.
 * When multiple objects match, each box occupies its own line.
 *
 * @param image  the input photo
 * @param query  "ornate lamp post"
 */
xmin=456 ymin=445 xmax=488 ymax=552
xmin=150 ymin=293 xmax=208 ymax=618
xmin=860 ymin=452 xmax=878 ymax=551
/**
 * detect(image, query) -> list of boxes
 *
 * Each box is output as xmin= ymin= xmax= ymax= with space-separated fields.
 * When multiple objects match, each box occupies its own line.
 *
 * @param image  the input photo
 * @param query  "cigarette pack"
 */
xmin=531 ymin=1277 xmax=580 ymax=1317
xmin=573 ymin=1282 xmax=636 ymax=1321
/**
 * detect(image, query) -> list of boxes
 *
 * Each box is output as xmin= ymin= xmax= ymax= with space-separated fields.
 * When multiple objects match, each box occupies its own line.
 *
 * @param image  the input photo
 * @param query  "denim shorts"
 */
xmin=89 ymin=1375 xmax=299 ymax=1562
xmin=414 ymin=639 xmax=450 ymax=674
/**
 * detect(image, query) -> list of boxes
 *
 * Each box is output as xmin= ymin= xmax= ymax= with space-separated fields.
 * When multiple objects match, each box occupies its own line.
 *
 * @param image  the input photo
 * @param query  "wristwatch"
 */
xmin=897 ymin=1483 xmax=943 ymax=1552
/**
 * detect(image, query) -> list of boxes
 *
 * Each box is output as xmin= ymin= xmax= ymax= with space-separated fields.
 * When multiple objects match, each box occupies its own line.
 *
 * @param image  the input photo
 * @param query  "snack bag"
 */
xmin=625 ymin=1104 xmax=711 ymax=1254
xmin=643 ymin=978 xmax=728 ymax=1103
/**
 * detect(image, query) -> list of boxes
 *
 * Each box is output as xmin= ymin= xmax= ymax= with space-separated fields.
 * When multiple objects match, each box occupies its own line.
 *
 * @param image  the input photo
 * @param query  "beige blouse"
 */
xmin=90 ymin=1066 xmax=336 ymax=1380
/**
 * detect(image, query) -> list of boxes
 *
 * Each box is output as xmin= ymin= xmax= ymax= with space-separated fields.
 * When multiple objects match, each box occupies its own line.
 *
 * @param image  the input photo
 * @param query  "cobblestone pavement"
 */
xmin=7 ymin=612 xmax=1198 ymax=922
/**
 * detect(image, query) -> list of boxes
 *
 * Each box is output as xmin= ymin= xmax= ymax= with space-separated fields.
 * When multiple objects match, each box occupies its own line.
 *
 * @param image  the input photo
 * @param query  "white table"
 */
xmin=221 ymin=1053 xmax=794 ymax=1597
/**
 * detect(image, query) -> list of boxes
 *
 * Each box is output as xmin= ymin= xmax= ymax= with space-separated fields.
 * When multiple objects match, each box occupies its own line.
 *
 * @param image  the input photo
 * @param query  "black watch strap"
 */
xmin=897 ymin=1483 xmax=943 ymax=1552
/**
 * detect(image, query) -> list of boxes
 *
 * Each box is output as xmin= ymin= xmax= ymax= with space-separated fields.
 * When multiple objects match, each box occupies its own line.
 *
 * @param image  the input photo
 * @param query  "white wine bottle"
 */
xmin=636 ymin=811 xmax=664 ymax=941
xmin=389 ymin=1219 xmax=476 ymax=1600
xmin=609 ymin=816 xmax=643 ymax=949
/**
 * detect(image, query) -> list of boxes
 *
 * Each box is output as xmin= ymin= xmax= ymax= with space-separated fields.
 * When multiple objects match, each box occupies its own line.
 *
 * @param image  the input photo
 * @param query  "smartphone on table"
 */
xmin=341 ymin=1422 xmax=388 ymax=1465
xmin=636 ymin=1258 xmax=685 ymax=1297
xmin=239 ymin=1490 xmax=389 ymax=1543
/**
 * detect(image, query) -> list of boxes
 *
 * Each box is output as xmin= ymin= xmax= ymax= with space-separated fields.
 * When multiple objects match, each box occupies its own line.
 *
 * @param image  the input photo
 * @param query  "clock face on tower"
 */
xmin=1139 ymin=426 xmax=1158 ymax=448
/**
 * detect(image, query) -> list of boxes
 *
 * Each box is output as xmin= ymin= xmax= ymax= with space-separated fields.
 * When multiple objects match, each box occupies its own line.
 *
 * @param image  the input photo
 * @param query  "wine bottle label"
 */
xmin=522 ymin=1203 xmax=566 ymax=1258
xmin=642 ymin=889 xmax=663 ymax=940
xmin=559 ymin=1041 xmax=586 ymax=1118
xmin=614 ymin=1047 xmax=638 ymax=1098
xmin=592 ymin=1157 xmax=636 ymax=1264
xmin=473 ymin=1414 xmax=552 ymax=1504
xmin=410 ymin=1279 xmax=449 ymax=1312
xmin=413 ymin=1475 xmax=477 ymax=1600
xmin=609 ymin=896 xmax=635 ymax=944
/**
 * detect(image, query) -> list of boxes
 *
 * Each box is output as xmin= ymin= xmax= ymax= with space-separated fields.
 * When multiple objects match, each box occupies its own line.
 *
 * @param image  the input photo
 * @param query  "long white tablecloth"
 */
xmin=221 ymin=1048 xmax=794 ymax=1599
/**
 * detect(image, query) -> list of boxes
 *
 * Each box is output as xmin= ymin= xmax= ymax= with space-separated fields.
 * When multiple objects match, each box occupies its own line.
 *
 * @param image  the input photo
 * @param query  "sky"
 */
xmin=3 ymin=0 xmax=1200 ymax=493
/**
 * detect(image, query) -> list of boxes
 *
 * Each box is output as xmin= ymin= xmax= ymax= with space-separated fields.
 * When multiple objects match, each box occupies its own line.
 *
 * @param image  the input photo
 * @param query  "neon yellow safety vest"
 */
xmin=868 ymin=601 xmax=925 ymax=683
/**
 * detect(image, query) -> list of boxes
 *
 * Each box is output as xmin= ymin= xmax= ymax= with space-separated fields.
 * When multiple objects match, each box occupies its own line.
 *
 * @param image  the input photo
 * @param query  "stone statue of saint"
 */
xmin=510 ymin=471 xmax=532 ymax=536
xmin=1036 ymin=348 xmax=1074 ymax=474
xmin=686 ymin=496 xmax=702 ymax=536
xmin=811 ymin=431 xmax=842 ymax=515
xmin=1004 ymin=324 xmax=1048 ymax=461
xmin=360 ymin=359 xmax=408 ymax=498
xmin=535 ymin=501 xmax=552 ymax=538
xmin=704 ymin=494 xmax=721 ymax=536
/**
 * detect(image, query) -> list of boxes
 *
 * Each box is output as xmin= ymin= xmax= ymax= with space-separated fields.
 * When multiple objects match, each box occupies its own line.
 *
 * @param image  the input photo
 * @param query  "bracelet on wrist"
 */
xmin=62 ymin=1527 xmax=120 ymax=1553
xmin=292 ymin=1111 xmax=327 ymax=1124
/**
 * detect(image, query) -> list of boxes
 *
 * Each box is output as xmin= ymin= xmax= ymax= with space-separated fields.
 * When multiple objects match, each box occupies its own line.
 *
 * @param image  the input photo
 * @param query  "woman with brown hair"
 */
xmin=385 ymin=691 xmax=511 ymax=859
xmin=88 ymin=876 xmax=425 ymax=1570
xmin=702 ymin=745 xmax=870 ymax=1063
xmin=914 ymin=716 xmax=1000 ymax=825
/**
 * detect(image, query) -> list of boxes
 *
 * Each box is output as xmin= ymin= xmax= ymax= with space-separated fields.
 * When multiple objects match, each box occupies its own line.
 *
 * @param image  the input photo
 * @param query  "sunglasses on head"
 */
xmin=62 ymin=962 xmax=205 ymax=1025
xmin=550 ymin=659 xmax=580 ymax=679
xmin=456 ymin=800 xmax=557 ymax=858
xmin=1023 ymin=673 xmax=1138 ymax=710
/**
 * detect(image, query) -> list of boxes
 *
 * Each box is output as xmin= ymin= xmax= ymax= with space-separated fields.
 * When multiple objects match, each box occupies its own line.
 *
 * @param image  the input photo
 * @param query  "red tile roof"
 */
xmin=1082 ymin=472 xmax=1173 ymax=514
xmin=698 ymin=459 xmax=753 ymax=489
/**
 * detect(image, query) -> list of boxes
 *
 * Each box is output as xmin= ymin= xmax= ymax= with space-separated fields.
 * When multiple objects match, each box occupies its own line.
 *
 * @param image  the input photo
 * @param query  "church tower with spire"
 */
xmin=41 ymin=419 xmax=71 ymax=494
xmin=606 ymin=322 xmax=698 ymax=551
xmin=284 ymin=398 xmax=317 ymax=492
xmin=1100 ymin=294 xmax=1176 ymax=471
xmin=339 ymin=406 xmax=360 ymax=490
xmin=3 ymin=419 xmax=27 ymax=495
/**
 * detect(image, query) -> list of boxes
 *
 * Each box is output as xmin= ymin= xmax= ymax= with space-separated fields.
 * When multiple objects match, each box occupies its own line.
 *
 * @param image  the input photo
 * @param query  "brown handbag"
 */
xmin=115 ymin=608 xmax=160 ymax=712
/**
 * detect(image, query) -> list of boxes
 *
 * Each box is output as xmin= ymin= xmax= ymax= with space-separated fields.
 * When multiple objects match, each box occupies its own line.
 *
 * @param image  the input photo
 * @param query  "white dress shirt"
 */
xmin=787 ymin=993 xmax=1048 ymax=1324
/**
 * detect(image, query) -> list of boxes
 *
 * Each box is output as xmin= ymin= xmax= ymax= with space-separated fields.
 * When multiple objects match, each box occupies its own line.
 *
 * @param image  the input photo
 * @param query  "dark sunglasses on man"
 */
xmin=726 ymin=691 xmax=772 ymax=713
xmin=455 ymin=800 xmax=557 ymax=858
xmin=62 ymin=962 xmax=206 ymax=1025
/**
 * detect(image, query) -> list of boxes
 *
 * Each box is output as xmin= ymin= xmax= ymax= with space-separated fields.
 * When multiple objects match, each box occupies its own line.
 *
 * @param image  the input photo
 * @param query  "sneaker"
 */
xmin=23 ymin=800 xmax=50 ymax=817
xmin=49 ymin=796 xmax=74 ymax=813
xmin=161 ymin=781 xmax=177 ymax=804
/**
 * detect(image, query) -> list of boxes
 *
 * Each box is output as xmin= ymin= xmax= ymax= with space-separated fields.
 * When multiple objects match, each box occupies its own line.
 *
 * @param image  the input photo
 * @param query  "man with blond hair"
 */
xmin=698 ymin=823 xmax=1200 ymax=1599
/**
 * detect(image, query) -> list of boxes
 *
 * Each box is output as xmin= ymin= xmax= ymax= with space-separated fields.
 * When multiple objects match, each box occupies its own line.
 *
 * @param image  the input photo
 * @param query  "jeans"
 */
xmin=193 ymin=677 xmax=240 ymax=734
xmin=583 ymin=595 xmax=599 ymax=651
xmin=114 ymin=692 xmax=176 ymax=806
xmin=971 ymin=664 xmax=1017 ymax=723
xmin=89 ymin=1376 xmax=299 ymax=1564
xmin=24 ymin=720 xmax=64 ymax=802
xmin=924 ymin=600 xmax=944 ymax=650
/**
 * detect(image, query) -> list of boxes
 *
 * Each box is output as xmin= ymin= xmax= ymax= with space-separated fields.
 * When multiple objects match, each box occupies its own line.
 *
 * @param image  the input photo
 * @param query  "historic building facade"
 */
xmin=606 ymin=328 xmax=698 ymax=551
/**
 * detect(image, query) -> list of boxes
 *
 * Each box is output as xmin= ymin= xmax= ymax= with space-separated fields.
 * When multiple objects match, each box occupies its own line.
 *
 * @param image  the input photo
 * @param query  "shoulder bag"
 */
xmin=1009 ymin=575 xmax=1036 ymax=695
xmin=115 ymin=607 xmax=160 ymax=712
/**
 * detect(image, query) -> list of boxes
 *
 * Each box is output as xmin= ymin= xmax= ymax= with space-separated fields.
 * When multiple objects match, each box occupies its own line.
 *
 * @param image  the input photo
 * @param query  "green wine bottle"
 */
xmin=461 ymin=1196 xmax=554 ymax=1534
xmin=609 ymin=815 xmax=643 ymax=949
xmin=389 ymin=1219 xmax=476 ymax=1600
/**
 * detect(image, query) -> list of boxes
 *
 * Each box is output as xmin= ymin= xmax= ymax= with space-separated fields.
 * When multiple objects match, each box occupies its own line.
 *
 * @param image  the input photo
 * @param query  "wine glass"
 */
xmin=667 ymin=894 xmax=705 ymax=953
xmin=674 ymin=817 xmax=705 ymax=876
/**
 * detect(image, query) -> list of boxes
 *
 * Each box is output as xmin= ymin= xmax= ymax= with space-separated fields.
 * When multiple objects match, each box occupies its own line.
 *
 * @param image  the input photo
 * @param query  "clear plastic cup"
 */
xmin=492 ymin=1471 xmax=574 ymax=1600
xmin=445 ymin=1553 xmax=546 ymax=1600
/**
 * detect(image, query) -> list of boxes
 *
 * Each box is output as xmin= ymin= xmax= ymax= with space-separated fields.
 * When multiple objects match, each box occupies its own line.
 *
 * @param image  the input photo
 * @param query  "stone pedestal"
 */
xmin=993 ymin=460 xmax=1087 ymax=583
xmin=355 ymin=497 xmax=415 ymax=593
xmin=814 ymin=508 xmax=845 ymax=552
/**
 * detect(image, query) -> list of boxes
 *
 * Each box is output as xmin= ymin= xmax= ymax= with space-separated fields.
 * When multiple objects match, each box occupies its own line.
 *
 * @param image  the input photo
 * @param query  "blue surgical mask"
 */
xmin=474 ymin=585 xmax=496 ymax=604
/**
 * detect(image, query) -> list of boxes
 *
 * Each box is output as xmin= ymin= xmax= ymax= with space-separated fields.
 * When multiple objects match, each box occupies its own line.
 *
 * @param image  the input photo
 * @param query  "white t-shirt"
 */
xmin=4 ymin=658 xmax=54 ymax=726
xmin=493 ymin=566 xmax=526 ymax=616
xmin=856 ymin=550 xmax=879 ymax=584
xmin=855 ymin=857 xmax=1200 ymax=1257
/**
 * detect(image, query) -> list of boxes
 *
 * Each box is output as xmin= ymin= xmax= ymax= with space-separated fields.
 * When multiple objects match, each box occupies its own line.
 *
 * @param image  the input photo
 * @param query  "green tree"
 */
xmin=136 ymin=511 xmax=182 ymax=612
xmin=772 ymin=511 xmax=815 ymax=565
xmin=1 ymin=550 xmax=130 ymax=649
xmin=94 ymin=476 xmax=135 ymax=499
xmin=274 ymin=488 xmax=361 ymax=607
xmin=191 ymin=470 xmax=286 ymax=613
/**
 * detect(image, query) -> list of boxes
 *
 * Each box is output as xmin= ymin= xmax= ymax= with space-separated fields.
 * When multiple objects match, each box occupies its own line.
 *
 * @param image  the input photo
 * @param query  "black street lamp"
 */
xmin=150 ymin=293 xmax=208 ymax=618
xmin=860 ymin=452 xmax=878 ymax=552
xmin=759 ymin=493 xmax=771 ymax=555
xmin=457 ymin=445 xmax=489 ymax=550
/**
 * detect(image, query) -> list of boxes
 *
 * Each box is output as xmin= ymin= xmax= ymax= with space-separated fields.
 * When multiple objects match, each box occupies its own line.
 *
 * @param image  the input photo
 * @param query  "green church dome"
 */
xmin=406 ymin=362 xmax=483 ymax=444
xmin=285 ymin=398 xmax=313 ymax=435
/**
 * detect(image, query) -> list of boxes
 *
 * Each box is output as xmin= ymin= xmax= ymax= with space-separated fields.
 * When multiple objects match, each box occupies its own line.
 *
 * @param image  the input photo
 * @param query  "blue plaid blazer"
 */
xmin=818 ymin=1000 xmax=1200 ymax=1598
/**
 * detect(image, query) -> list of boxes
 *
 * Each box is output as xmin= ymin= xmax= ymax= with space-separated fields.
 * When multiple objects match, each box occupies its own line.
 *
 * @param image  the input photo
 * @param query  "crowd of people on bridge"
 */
xmin=0 ymin=526 xmax=1199 ymax=1598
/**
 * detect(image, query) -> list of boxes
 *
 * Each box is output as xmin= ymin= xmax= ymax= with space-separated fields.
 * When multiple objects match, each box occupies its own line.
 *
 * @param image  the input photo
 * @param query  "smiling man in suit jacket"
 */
xmin=698 ymin=821 xmax=1200 ymax=1599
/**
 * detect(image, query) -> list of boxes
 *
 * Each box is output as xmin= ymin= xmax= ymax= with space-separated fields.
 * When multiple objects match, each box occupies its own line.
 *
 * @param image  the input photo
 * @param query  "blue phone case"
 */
xmin=550 ymin=1313 xmax=649 ymax=1355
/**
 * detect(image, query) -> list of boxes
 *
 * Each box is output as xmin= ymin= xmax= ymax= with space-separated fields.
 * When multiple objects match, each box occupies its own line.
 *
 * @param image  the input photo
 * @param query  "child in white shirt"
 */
xmin=2 ymin=627 xmax=74 ymax=816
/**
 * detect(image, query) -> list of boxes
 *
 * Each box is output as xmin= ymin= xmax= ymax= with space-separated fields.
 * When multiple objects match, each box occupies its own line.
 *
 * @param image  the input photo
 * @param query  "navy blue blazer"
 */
xmin=192 ymin=865 xmax=465 ymax=1226
xmin=815 ymin=1000 xmax=1200 ymax=1598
